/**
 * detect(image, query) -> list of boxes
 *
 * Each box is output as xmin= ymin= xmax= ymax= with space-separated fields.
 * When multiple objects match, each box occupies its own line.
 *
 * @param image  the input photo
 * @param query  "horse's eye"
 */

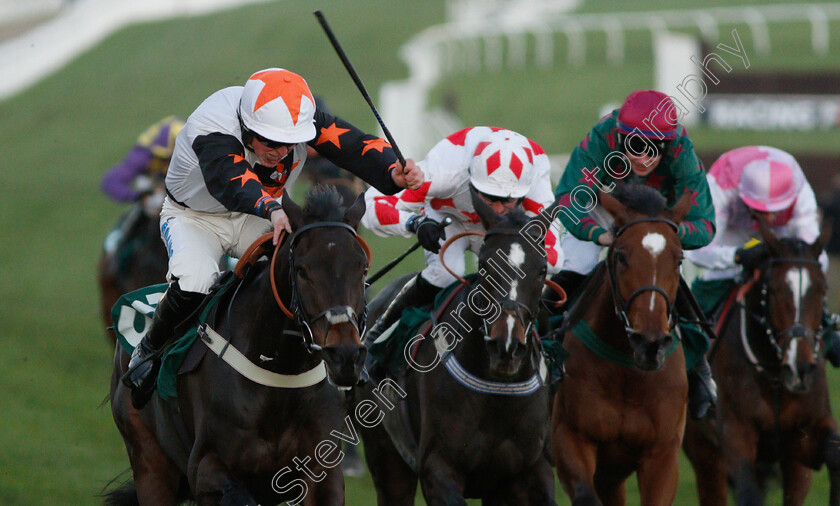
xmin=539 ymin=266 xmax=547 ymax=277
xmin=296 ymin=266 xmax=309 ymax=280
xmin=615 ymin=251 xmax=627 ymax=265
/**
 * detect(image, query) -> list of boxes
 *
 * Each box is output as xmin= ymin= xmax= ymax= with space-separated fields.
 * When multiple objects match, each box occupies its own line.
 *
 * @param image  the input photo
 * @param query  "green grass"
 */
xmin=1 ymin=0 xmax=839 ymax=503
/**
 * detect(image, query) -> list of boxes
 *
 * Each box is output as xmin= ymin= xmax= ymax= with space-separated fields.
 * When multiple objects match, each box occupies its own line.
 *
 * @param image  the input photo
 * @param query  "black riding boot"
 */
xmin=687 ymin=355 xmax=717 ymax=420
xmin=122 ymin=281 xmax=204 ymax=409
xmin=540 ymin=270 xmax=588 ymax=335
xmin=364 ymin=274 xmax=440 ymax=381
xmin=549 ymin=270 xmax=588 ymax=304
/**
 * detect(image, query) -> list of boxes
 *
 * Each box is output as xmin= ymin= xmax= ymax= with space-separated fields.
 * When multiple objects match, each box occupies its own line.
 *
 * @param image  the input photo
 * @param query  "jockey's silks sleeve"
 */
xmin=554 ymin=110 xmax=715 ymax=250
xmin=360 ymin=126 xmax=565 ymax=271
xmin=308 ymin=110 xmax=401 ymax=195
xmin=193 ymin=133 xmax=285 ymax=219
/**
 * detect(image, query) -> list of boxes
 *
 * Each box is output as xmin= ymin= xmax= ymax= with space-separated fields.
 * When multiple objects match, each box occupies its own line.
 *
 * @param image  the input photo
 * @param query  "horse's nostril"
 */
xmin=356 ymin=346 xmax=367 ymax=367
xmin=512 ymin=341 xmax=528 ymax=358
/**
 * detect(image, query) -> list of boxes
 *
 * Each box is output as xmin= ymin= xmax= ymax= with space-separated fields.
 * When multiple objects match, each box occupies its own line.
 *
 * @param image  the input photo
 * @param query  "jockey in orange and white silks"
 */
xmin=123 ymin=68 xmax=424 ymax=409
xmin=361 ymin=126 xmax=564 ymax=289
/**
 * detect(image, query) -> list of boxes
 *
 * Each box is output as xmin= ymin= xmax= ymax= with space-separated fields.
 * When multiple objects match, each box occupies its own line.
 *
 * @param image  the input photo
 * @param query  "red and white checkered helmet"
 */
xmin=239 ymin=68 xmax=317 ymax=143
xmin=738 ymin=147 xmax=805 ymax=212
xmin=468 ymin=130 xmax=535 ymax=199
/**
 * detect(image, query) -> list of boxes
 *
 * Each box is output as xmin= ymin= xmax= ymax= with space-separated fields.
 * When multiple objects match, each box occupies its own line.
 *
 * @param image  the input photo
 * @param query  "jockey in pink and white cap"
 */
xmin=687 ymin=146 xmax=820 ymax=278
xmin=686 ymin=146 xmax=840 ymax=367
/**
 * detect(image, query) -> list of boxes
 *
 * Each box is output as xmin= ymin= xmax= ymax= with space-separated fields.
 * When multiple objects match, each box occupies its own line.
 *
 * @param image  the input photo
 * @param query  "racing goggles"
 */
xmin=252 ymin=132 xmax=295 ymax=150
xmin=617 ymin=132 xmax=667 ymax=157
xmin=478 ymin=190 xmax=518 ymax=205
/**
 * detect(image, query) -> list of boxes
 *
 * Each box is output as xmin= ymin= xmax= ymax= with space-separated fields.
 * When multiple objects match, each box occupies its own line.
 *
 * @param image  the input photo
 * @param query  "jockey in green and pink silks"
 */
xmin=552 ymin=89 xmax=717 ymax=420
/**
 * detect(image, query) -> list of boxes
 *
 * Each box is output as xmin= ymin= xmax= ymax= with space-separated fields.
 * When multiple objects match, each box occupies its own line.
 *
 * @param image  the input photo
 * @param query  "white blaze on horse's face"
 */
xmin=641 ymin=232 xmax=666 ymax=257
xmin=641 ymin=232 xmax=667 ymax=310
xmin=785 ymin=267 xmax=811 ymax=322
xmin=506 ymin=243 xmax=525 ymax=301
xmin=327 ymin=242 xmax=336 ymax=250
xmin=506 ymin=314 xmax=516 ymax=352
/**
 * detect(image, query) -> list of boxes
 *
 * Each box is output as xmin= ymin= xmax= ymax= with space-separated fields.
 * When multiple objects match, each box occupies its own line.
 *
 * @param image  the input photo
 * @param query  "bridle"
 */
xmin=270 ymin=222 xmax=372 ymax=352
xmin=438 ymin=229 xmax=542 ymax=342
xmin=607 ymin=217 xmax=679 ymax=335
xmin=738 ymin=255 xmax=823 ymax=369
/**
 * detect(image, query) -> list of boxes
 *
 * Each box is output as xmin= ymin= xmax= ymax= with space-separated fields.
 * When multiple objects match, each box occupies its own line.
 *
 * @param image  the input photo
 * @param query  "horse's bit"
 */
xmin=280 ymin=221 xmax=371 ymax=352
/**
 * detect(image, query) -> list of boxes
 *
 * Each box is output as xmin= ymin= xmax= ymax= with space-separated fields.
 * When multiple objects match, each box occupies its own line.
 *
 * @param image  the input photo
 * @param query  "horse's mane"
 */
xmin=497 ymin=206 xmax=529 ymax=230
xmin=301 ymin=185 xmax=347 ymax=222
xmin=777 ymin=237 xmax=810 ymax=257
xmin=612 ymin=183 xmax=667 ymax=216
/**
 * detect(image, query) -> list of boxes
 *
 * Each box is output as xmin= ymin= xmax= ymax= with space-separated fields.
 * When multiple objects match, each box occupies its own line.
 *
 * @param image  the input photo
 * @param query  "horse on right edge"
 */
xmin=683 ymin=216 xmax=840 ymax=505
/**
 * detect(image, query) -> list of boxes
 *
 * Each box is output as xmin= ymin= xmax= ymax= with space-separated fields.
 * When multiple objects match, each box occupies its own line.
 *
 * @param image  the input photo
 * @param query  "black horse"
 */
xmin=356 ymin=191 xmax=558 ymax=505
xmin=109 ymin=187 xmax=370 ymax=505
xmin=684 ymin=217 xmax=840 ymax=505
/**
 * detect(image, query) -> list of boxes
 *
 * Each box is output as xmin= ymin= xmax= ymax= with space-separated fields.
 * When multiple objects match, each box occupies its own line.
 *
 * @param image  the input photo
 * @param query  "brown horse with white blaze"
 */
xmin=551 ymin=184 xmax=693 ymax=505
xmin=683 ymin=216 xmax=840 ymax=506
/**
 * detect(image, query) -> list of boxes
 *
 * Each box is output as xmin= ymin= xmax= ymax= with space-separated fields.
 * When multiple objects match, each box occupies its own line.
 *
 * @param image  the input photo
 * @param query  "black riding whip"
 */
xmin=366 ymin=216 xmax=453 ymax=285
xmin=313 ymin=10 xmax=406 ymax=167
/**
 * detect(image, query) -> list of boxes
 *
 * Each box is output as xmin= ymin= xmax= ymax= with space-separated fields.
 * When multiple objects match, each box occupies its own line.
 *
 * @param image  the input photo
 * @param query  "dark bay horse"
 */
xmin=109 ymin=187 xmax=370 ymax=505
xmin=357 ymin=191 xmax=558 ymax=505
xmin=552 ymin=184 xmax=693 ymax=505
xmin=98 ymin=185 xmax=168 ymax=346
xmin=683 ymin=217 xmax=840 ymax=505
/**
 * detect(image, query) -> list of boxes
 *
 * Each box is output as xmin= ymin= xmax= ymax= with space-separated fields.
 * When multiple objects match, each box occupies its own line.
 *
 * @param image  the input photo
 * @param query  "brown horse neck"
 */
xmin=576 ymin=281 xmax=633 ymax=353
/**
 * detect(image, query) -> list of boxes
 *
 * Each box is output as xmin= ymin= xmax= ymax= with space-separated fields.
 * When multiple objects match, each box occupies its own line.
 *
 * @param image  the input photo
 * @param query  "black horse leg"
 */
xmin=359 ymin=422 xmax=417 ymax=506
xmin=419 ymin=455 xmax=467 ymax=506
xmin=732 ymin=462 xmax=765 ymax=506
xmin=493 ymin=455 xmax=557 ymax=505
xmin=194 ymin=452 xmax=256 ymax=506
xmin=824 ymin=430 xmax=840 ymax=506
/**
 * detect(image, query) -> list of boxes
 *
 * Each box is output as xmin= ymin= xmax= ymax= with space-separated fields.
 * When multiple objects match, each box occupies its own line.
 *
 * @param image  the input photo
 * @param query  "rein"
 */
xmin=736 ymin=256 xmax=823 ymax=373
xmin=438 ymin=231 xmax=566 ymax=305
xmin=285 ymin=221 xmax=371 ymax=350
xmin=607 ymin=217 xmax=679 ymax=334
xmin=235 ymin=223 xmax=372 ymax=351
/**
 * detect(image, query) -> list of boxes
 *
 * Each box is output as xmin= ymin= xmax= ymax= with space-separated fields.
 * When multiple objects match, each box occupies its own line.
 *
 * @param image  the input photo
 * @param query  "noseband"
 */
xmin=739 ymin=256 xmax=823 ymax=369
xmin=607 ymin=217 xmax=679 ymax=335
xmin=270 ymin=222 xmax=371 ymax=352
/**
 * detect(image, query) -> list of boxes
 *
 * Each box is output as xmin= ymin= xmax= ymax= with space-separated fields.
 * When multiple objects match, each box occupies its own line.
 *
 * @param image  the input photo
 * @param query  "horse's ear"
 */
xmin=282 ymin=190 xmax=304 ymax=230
xmin=470 ymin=185 xmax=500 ymax=230
xmin=753 ymin=212 xmax=782 ymax=256
xmin=812 ymin=218 xmax=831 ymax=258
xmin=599 ymin=189 xmax=627 ymax=226
xmin=664 ymin=190 xmax=693 ymax=224
xmin=343 ymin=192 xmax=366 ymax=230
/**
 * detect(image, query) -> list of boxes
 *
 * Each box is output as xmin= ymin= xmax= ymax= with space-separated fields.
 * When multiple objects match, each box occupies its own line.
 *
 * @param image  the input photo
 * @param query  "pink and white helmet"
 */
xmin=239 ymin=68 xmax=317 ymax=143
xmin=469 ymin=130 xmax=535 ymax=199
xmin=738 ymin=147 xmax=805 ymax=212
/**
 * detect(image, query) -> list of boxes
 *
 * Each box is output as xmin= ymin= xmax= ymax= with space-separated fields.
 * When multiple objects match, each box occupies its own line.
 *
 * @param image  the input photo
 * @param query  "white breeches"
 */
xmin=159 ymin=198 xmax=271 ymax=293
